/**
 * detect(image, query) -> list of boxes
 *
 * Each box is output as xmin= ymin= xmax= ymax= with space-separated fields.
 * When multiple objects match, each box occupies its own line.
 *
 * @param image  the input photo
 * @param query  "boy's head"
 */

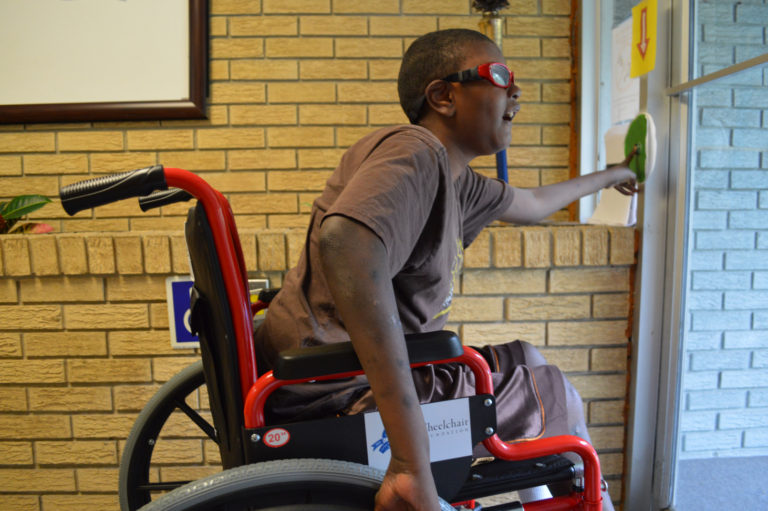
xmin=398 ymin=29 xmax=496 ymax=125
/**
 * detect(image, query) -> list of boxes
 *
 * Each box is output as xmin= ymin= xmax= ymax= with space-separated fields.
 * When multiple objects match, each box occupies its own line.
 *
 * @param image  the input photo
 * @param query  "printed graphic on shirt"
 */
xmin=433 ymin=237 xmax=463 ymax=320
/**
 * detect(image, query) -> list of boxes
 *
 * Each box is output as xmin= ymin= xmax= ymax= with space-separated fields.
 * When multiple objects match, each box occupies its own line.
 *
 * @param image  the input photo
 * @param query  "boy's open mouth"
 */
xmin=502 ymin=112 xmax=514 ymax=121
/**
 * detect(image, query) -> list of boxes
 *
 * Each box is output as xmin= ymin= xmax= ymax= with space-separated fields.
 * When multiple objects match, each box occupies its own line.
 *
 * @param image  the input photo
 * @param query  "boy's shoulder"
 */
xmin=357 ymin=124 xmax=445 ymax=154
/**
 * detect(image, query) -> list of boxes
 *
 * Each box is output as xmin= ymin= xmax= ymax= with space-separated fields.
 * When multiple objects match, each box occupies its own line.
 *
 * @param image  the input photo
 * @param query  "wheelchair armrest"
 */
xmin=273 ymin=330 xmax=462 ymax=380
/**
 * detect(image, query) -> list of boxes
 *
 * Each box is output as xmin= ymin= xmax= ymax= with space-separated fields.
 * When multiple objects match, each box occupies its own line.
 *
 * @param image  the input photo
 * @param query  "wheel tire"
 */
xmin=119 ymin=360 xmax=212 ymax=511
xmin=138 ymin=458 xmax=455 ymax=511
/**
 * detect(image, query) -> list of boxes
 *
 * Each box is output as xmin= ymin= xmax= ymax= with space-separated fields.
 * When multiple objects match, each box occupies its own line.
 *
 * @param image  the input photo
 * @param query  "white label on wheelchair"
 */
xmin=364 ymin=397 xmax=471 ymax=470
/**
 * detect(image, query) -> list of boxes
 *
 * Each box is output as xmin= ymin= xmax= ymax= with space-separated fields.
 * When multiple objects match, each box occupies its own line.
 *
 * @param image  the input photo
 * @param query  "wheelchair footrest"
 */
xmin=452 ymin=455 xmax=574 ymax=502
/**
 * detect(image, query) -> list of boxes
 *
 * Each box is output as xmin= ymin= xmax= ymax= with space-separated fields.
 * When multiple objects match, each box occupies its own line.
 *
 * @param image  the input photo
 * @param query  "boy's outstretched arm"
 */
xmin=319 ymin=214 xmax=441 ymax=511
xmin=499 ymin=150 xmax=638 ymax=225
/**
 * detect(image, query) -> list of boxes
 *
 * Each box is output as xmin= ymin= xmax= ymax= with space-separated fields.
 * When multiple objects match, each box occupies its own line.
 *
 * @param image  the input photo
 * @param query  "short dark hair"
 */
xmin=398 ymin=29 xmax=495 ymax=124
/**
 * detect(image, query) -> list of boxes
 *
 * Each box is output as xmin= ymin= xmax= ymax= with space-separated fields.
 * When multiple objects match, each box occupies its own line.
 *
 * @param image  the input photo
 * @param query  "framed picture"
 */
xmin=0 ymin=0 xmax=208 ymax=124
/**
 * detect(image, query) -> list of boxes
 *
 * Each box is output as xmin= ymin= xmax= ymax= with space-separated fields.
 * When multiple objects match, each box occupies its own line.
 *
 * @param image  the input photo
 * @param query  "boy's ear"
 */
xmin=423 ymin=79 xmax=455 ymax=118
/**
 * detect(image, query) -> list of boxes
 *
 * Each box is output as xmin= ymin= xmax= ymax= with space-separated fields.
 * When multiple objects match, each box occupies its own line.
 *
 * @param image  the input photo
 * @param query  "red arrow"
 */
xmin=637 ymin=8 xmax=649 ymax=58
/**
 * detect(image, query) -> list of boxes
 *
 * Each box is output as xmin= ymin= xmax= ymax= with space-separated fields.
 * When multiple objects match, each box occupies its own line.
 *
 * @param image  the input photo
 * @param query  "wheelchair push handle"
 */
xmin=138 ymin=188 xmax=194 ymax=212
xmin=59 ymin=164 xmax=167 ymax=216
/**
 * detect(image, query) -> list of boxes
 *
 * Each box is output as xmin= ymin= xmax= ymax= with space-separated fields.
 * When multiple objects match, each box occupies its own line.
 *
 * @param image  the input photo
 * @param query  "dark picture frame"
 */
xmin=0 ymin=0 xmax=208 ymax=124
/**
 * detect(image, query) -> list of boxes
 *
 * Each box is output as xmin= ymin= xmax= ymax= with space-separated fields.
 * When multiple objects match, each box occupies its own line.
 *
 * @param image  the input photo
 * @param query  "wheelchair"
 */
xmin=60 ymin=165 xmax=605 ymax=511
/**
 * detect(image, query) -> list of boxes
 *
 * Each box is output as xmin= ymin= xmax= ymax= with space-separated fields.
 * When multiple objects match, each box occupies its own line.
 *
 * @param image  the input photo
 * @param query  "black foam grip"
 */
xmin=138 ymin=188 xmax=194 ymax=212
xmin=59 ymin=165 xmax=167 ymax=216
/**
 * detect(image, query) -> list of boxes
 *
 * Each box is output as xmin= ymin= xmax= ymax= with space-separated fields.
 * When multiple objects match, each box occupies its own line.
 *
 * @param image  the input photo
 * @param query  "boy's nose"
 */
xmin=507 ymin=83 xmax=521 ymax=100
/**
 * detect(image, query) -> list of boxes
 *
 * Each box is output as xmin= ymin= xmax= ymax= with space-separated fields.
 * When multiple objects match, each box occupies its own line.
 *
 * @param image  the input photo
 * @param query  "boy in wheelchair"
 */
xmin=254 ymin=29 xmax=636 ymax=511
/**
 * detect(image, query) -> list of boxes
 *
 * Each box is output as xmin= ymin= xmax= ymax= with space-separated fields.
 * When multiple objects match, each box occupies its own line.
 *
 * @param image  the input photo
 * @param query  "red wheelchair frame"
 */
xmin=60 ymin=165 xmax=604 ymax=511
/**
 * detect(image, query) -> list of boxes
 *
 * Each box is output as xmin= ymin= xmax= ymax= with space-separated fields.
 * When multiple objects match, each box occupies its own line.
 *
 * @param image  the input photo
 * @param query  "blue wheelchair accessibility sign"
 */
xmin=166 ymin=276 xmax=199 ymax=349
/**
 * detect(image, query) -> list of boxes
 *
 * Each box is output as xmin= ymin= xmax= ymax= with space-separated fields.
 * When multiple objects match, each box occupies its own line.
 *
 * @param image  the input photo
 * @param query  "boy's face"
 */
xmin=448 ymin=41 xmax=521 ymax=159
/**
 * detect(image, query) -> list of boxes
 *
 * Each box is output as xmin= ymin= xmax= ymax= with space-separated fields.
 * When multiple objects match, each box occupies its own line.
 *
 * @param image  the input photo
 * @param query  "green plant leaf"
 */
xmin=0 ymin=195 xmax=51 ymax=220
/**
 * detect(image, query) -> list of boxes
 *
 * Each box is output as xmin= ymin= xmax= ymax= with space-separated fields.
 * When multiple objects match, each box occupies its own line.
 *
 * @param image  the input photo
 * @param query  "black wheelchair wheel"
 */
xmin=120 ymin=360 xmax=216 ymax=511
xmin=137 ymin=458 xmax=455 ymax=511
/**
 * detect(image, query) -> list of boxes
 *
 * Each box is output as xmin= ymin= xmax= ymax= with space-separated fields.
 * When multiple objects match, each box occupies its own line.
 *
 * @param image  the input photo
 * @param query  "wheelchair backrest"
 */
xmin=185 ymin=202 xmax=247 ymax=468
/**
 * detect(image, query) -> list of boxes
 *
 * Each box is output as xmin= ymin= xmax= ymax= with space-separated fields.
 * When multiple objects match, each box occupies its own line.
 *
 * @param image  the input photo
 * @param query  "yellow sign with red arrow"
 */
xmin=630 ymin=0 xmax=657 ymax=77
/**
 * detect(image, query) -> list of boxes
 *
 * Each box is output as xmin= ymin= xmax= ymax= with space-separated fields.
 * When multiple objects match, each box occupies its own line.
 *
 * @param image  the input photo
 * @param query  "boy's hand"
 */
xmin=609 ymin=145 xmax=639 ymax=196
xmin=375 ymin=458 xmax=441 ymax=511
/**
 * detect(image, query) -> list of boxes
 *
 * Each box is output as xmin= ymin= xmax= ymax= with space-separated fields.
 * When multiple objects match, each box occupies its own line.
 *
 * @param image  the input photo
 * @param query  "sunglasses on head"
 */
xmin=442 ymin=62 xmax=514 ymax=89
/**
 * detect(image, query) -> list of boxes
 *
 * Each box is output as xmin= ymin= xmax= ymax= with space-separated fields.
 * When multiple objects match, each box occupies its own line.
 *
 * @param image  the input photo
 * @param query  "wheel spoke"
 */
xmin=174 ymin=398 xmax=218 ymax=443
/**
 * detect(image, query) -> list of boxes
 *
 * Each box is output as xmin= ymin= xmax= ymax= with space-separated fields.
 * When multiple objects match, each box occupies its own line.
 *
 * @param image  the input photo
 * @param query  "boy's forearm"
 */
xmin=318 ymin=215 xmax=431 ymax=471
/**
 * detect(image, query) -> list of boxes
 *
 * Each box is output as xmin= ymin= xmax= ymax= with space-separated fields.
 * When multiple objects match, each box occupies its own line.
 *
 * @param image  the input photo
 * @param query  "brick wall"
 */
xmin=0 ymin=225 xmax=635 ymax=510
xmin=678 ymin=0 xmax=768 ymax=459
xmin=0 ymin=0 xmax=576 ymax=232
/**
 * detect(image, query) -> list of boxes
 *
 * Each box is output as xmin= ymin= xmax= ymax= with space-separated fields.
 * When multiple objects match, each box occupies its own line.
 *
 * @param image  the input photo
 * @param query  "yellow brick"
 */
xmin=267 ymin=127 xmax=334 ymax=148
xmin=462 ymin=268 xmax=546 ymax=295
xmin=142 ymin=236 xmax=172 ymax=274
xmin=211 ymin=37 xmax=264 ymax=59
xmin=75 ymin=467 xmax=120 ymax=492
xmin=114 ymin=384 xmax=162 ymax=412
xmin=0 ymin=468 xmax=75 ymax=492
xmin=297 ymin=148 xmax=346 ymax=169
xmin=593 ymin=293 xmax=630 ymax=319
xmin=337 ymin=38 xmax=404 ymax=58
xmin=337 ymin=127 xmax=377 ymax=146
xmin=210 ymin=14 xmax=227 ymax=36
xmin=20 ymin=276 xmax=103 ymax=303
xmin=2 ymin=238 xmax=30 ymax=276
xmin=25 ymin=331 xmax=107 ymax=358
xmin=448 ymin=297 xmax=504 ymax=322
xmin=491 ymin=229 xmax=522 ymax=267
xmin=285 ymin=229 xmax=305 ymax=269
xmin=538 ymin=347 xmax=589 ymax=372
xmin=130 ymin=217 xmax=185 ymax=232
xmin=304 ymin=59 xmax=370 ymax=81
xmin=0 ymin=332 xmax=21 ymax=356
xmin=0 ymin=442 xmax=33 ymax=464
xmin=589 ymin=400 xmax=625 ymax=424
xmin=333 ymin=0 xmax=398 ymax=13
xmin=161 ymin=465 xmax=221 ymax=483
xmin=462 ymin=322 xmax=545 ymax=346
xmin=547 ymin=320 xmax=629 ymax=346
xmin=72 ymin=415 xmax=136 ymax=439
xmin=0 ymin=359 xmax=64 ymax=383
xmin=0 ymin=495 xmax=39 ymax=511
xmin=42 ymin=494 xmax=120 ymax=511
xmin=231 ymin=60 xmax=299 ymax=80
xmin=506 ymin=295 xmax=590 ymax=321
xmin=239 ymin=231 xmax=257 ymax=269
xmin=299 ymin=193 xmax=318 ymax=213
xmin=543 ymin=38 xmax=571 ymax=58
xmin=0 ymin=305 xmax=61 ymax=330
xmin=402 ymin=0 xmax=469 ymax=14
xmin=299 ymin=105 xmax=366 ymax=125
xmin=507 ymin=144 xmax=569 ymax=167
xmin=68 ymin=358 xmax=151 ymax=383
xmin=86 ymin=235 xmax=115 ymax=274
xmin=553 ymin=227 xmax=581 ymax=266
xmin=29 ymin=387 xmax=112 ymax=412
xmin=506 ymin=16 xmax=570 ymax=37
xmin=114 ymin=235 xmax=143 ymax=274
xmin=300 ymin=16 xmax=368 ymax=35
xmin=338 ymin=82 xmax=399 ymax=103
xmin=550 ymin=268 xmax=630 ymax=293
xmin=170 ymin=234 xmax=191 ymax=274
xmin=464 ymin=231 xmax=490 ymax=268
xmin=211 ymin=82 xmax=267 ymax=104
xmin=105 ymin=276 xmax=163 ymax=302
xmin=502 ymin=37 xmax=541 ymax=58
xmin=368 ymin=104 xmax=408 ymax=125
xmin=90 ymin=152 xmax=157 ymax=173
xmin=28 ymin=237 xmax=59 ymax=275
xmin=200 ymin=171 xmax=266 ymax=192
xmin=211 ymin=0 xmax=262 ymax=14
xmin=162 ymin=409 xmax=214 ymax=437
xmin=0 ymin=277 xmax=17 ymax=304
xmin=160 ymin=150 xmax=227 ymax=170
xmin=370 ymin=16 xmax=436 ymax=35
xmin=268 ymin=82 xmax=336 ymax=104
xmin=231 ymin=105 xmax=297 ymax=126
xmin=543 ymin=0 xmax=572 ymax=15
xmin=599 ymin=452 xmax=624 ymax=478
xmin=591 ymin=347 xmax=629 ymax=372
xmin=210 ymin=59 xmax=230 ymax=80
xmin=109 ymin=330 xmax=177 ymax=357
xmin=63 ymin=303 xmax=149 ymax=330
xmin=587 ymin=425 xmax=625 ymax=450
xmin=151 ymin=439 xmax=204 ymax=463
xmin=126 ymin=129 xmax=193 ymax=150
xmin=231 ymin=15 xmax=297 ymax=36
xmin=197 ymin=128 xmax=265 ymax=149
xmin=57 ymin=131 xmax=123 ymax=152
xmin=542 ymin=125 xmax=570 ymax=145
xmin=150 ymin=302 xmax=170 ymax=329
xmin=24 ymin=153 xmax=88 ymax=175
xmin=267 ymin=171 xmax=331 ymax=192
xmin=0 ymin=132 xmax=55 ymax=153
xmin=265 ymin=37 xmax=334 ymax=57
xmin=268 ymin=214 xmax=311 ymax=229
xmin=569 ymin=374 xmax=626 ymax=400
xmin=229 ymin=149 xmax=296 ymax=170
xmin=264 ymin=0 xmax=329 ymax=13
xmin=0 ymin=387 xmax=27 ymax=412
xmin=153 ymin=357 xmax=200 ymax=382
xmin=257 ymin=232 xmax=286 ymax=271
xmin=522 ymin=228 xmax=550 ymax=267
xmin=610 ymin=228 xmax=636 ymax=265
xmin=0 ymin=155 xmax=22 ymax=175
xmin=582 ymin=227 xmax=608 ymax=265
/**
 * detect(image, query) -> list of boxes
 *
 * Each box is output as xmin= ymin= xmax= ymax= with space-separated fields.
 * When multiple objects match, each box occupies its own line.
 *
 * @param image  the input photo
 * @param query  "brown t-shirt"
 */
xmin=255 ymin=125 xmax=513 ymax=374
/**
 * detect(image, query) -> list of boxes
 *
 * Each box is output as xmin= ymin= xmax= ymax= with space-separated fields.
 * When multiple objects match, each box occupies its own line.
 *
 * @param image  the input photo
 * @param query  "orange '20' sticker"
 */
xmin=264 ymin=428 xmax=290 ymax=448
